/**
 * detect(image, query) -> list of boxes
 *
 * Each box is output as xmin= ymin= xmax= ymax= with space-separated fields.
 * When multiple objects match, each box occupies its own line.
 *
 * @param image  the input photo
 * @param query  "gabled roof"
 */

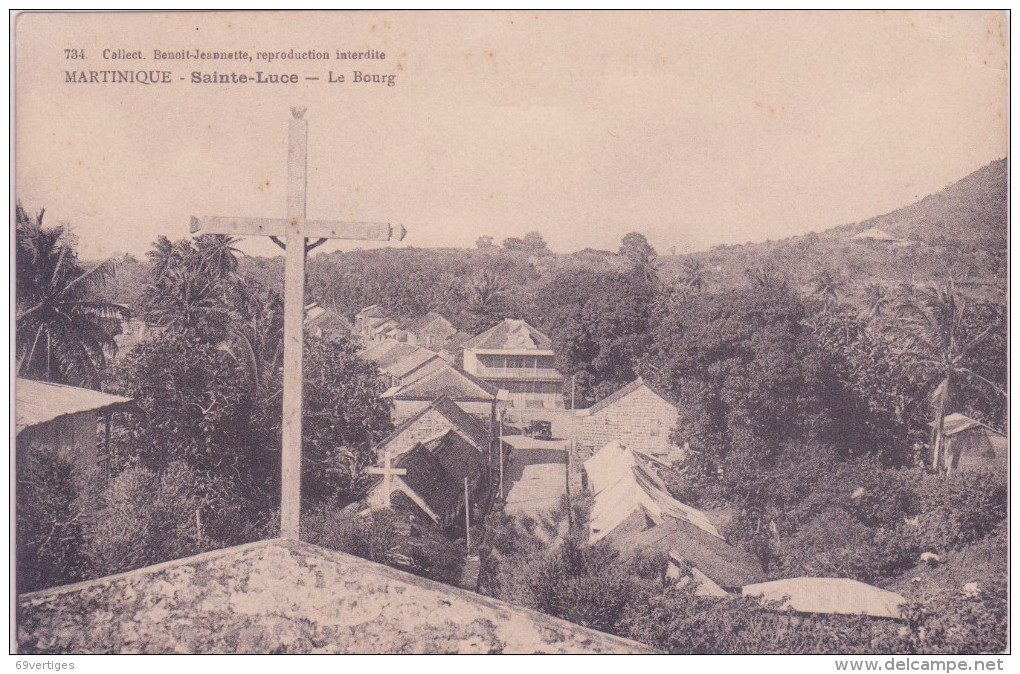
xmin=612 ymin=517 xmax=764 ymax=589
xmin=585 ymin=441 xmax=720 ymax=542
xmin=461 ymin=319 xmax=553 ymax=351
xmin=426 ymin=396 xmax=492 ymax=450
xmin=375 ymin=395 xmax=491 ymax=455
xmin=940 ymin=412 xmax=1007 ymax=438
xmin=382 ymin=361 xmax=498 ymax=402
xmin=441 ymin=331 xmax=474 ymax=354
xmin=580 ymin=377 xmax=676 ymax=417
xmin=395 ymin=443 xmax=462 ymax=518
xmin=422 ymin=430 xmax=487 ymax=484
xmin=16 ymin=378 xmax=132 ymax=435
xmin=387 ymin=349 xmax=443 ymax=380
xmin=361 ymin=339 xmax=408 ymax=363
xmin=373 ymin=343 xmax=423 ymax=371
xmin=355 ymin=304 xmax=388 ymax=319
xmin=742 ymin=578 xmax=906 ymax=620
xmin=400 ymin=311 xmax=455 ymax=336
xmin=305 ymin=303 xmax=354 ymax=332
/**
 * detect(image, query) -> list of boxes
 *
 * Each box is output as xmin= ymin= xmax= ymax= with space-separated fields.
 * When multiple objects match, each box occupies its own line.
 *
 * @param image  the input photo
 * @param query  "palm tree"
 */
xmin=861 ymin=282 xmax=891 ymax=319
xmin=195 ymin=234 xmax=243 ymax=277
xmin=896 ymin=280 xmax=1005 ymax=475
xmin=142 ymin=236 xmax=238 ymax=336
xmin=619 ymin=232 xmax=660 ymax=284
xmin=678 ymin=258 xmax=707 ymax=293
xmin=15 ymin=204 xmax=127 ymax=387
xmin=810 ymin=270 xmax=842 ymax=313
xmin=467 ymin=270 xmax=507 ymax=332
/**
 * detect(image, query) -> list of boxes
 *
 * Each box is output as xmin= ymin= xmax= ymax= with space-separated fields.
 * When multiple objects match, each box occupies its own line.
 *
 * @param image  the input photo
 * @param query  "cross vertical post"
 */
xmin=189 ymin=108 xmax=407 ymax=542
xmin=367 ymin=448 xmax=406 ymax=508
xmin=281 ymin=110 xmax=308 ymax=540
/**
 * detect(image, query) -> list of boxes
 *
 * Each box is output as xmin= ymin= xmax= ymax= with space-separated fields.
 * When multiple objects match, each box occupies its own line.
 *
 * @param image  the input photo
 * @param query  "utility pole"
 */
xmin=498 ymin=409 xmax=505 ymax=499
xmin=464 ymin=477 xmax=471 ymax=549
xmin=571 ymin=373 xmax=577 ymax=410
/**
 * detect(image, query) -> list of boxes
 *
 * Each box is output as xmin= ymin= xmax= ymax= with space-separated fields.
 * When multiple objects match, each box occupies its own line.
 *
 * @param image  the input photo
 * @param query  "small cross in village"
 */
xmin=366 ymin=448 xmax=407 ymax=508
xmin=191 ymin=107 xmax=407 ymax=540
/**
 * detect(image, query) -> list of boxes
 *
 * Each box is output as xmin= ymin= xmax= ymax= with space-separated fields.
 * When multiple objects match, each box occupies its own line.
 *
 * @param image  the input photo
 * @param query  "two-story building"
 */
xmin=461 ymin=319 xmax=564 ymax=410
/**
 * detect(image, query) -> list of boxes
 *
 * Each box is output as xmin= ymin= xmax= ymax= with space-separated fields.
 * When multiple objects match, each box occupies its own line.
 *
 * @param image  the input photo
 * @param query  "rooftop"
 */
xmin=15 ymin=378 xmax=132 ymax=435
xmin=579 ymin=376 xmax=676 ymax=417
xmin=461 ymin=319 xmax=553 ymax=352
xmin=17 ymin=538 xmax=652 ymax=654
xmin=383 ymin=361 xmax=498 ymax=402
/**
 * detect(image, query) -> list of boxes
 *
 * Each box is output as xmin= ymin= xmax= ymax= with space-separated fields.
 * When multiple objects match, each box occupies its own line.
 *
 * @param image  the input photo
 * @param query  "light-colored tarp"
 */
xmin=742 ymin=577 xmax=906 ymax=619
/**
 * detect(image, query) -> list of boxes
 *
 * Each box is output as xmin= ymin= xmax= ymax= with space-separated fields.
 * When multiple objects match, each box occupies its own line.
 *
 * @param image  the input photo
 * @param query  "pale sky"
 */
xmin=15 ymin=11 xmax=1009 ymax=259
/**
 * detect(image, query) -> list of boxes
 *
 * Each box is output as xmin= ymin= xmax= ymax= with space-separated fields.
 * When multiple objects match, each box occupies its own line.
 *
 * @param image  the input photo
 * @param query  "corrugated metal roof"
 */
xmin=382 ymin=361 xmax=497 ymax=401
xmin=612 ymin=517 xmax=764 ymax=589
xmin=16 ymin=378 xmax=132 ymax=434
xmin=940 ymin=412 xmax=1007 ymax=437
xmin=585 ymin=440 xmax=720 ymax=541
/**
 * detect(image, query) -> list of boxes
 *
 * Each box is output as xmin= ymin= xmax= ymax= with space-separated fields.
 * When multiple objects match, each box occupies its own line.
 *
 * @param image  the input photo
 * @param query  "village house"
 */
xmin=111 ymin=316 xmax=164 ymax=361
xmin=582 ymin=440 xmax=763 ymax=596
xmin=15 ymin=378 xmax=133 ymax=487
xmin=371 ymin=395 xmax=492 ymax=462
xmin=367 ymin=429 xmax=489 ymax=527
xmin=382 ymin=358 xmax=506 ymax=424
xmin=741 ymin=578 xmax=906 ymax=620
xmin=438 ymin=330 xmax=474 ymax=364
xmin=304 ymin=302 xmax=354 ymax=340
xmin=461 ymin=319 xmax=564 ymax=410
xmin=939 ymin=413 xmax=1008 ymax=474
xmin=400 ymin=311 xmax=457 ymax=349
xmin=362 ymin=340 xmax=445 ymax=389
xmin=354 ymin=304 xmax=399 ymax=343
xmin=575 ymin=377 xmax=682 ymax=462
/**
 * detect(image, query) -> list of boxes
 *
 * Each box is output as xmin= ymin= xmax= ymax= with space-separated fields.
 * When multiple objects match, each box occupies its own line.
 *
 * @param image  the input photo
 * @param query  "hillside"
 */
xmin=101 ymin=158 xmax=1007 ymax=322
xmin=662 ymin=159 xmax=1008 ymax=301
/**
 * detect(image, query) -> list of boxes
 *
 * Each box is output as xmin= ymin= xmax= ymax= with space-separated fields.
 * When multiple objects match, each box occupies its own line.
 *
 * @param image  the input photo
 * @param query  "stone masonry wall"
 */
xmin=579 ymin=386 xmax=678 ymax=457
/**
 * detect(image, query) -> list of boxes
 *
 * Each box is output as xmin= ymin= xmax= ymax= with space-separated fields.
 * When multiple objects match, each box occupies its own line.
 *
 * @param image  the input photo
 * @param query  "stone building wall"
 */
xmin=579 ymin=386 xmax=678 ymax=457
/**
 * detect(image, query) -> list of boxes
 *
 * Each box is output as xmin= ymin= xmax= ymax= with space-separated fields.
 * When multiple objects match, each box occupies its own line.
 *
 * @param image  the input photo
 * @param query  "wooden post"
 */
xmin=367 ymin=448 xmax=406 ymax=508
xmin=280 ymin=112 xmax=308 ymax=541
xmin=498 ymin=411 xmax=504 ymax=499
xmin=103 ymin=412 xmax=112 ymax=481
xmin=190 ymin=109 xmax=407 ymax=541
xmin=464 ymin=477 xmax=471 ymax=549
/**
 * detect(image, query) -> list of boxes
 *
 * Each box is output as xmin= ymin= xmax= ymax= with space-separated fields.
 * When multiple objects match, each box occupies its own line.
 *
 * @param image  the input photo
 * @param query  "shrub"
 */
xmin=913 ymin=468 xmax=1007 ymax=554
xmin=16 ymin=443 xmax=92 ymax=592
xmin=84 ymin=461 xmax=214 ymax=577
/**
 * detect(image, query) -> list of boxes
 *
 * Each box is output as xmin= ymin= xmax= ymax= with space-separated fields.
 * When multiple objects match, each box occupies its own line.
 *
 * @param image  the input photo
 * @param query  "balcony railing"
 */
xmin=474 ymin=366 xmax=563 ymax=381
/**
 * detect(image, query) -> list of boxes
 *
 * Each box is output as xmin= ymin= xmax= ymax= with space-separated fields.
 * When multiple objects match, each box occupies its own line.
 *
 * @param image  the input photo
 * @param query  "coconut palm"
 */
xmin=467 ymin=270 xmax=508 ymax=333
xmin=141 ymin=236 xmax=238 ymax=337
xmin=896 ymin=280 xmax=1005 ymax=475
xmin=678 ymin=258 xmax=707 ymax=293
xmin=810 ymin=270 xmax=843 ymax=313
xmin=195 ymin=234 xmax=243 ymax=277
xmin=861 ymin=282 xmax=892 ymax=319
xmin=15 ymin=204 xmax=127 ymax=387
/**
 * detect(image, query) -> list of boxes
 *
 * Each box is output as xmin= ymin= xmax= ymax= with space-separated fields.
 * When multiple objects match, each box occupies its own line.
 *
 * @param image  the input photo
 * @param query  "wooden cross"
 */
xmin=191 ymin=108 xmax=406 ymax=539
xmin=367 ymin=449 xmax=407 ymax=508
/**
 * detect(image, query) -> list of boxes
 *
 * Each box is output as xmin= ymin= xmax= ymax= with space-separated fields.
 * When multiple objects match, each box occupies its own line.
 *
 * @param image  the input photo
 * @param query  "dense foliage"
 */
xmin=17 ymin=160 xmax=1008 ymax=653
xmin=15 ymin=204 xmax=127 ymax=387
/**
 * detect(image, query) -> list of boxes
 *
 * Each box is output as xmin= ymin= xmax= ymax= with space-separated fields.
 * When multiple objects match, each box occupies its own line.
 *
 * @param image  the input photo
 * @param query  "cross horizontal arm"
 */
xmin=366 ymin=467 xmax=408 ymax=475
xmin=191 ymin=216 xmax=407 ymax=242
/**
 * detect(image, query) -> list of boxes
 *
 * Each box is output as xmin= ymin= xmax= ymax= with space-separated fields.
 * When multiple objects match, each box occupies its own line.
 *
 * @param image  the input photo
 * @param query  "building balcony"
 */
xmin=474 ymin=366 xmax=564 ymax=381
